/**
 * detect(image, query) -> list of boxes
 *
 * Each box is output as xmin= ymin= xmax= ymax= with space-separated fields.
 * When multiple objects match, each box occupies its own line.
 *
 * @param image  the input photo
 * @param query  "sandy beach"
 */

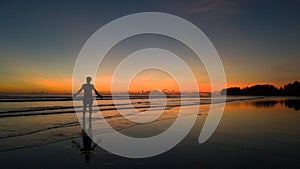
xmin=0 ymin=97 xmax=299 ymax=168
xmin=1 ymin=1 xmax=300 ymax=168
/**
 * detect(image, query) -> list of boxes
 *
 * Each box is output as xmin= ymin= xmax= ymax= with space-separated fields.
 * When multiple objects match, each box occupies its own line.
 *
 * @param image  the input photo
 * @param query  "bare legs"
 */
xmin=83 ymin=103 xmax=93 ymax=118
xmin=82 ymin=102 xmax=93 ymax=129
xmin=89 ymin=103 xmax=92 ymax=118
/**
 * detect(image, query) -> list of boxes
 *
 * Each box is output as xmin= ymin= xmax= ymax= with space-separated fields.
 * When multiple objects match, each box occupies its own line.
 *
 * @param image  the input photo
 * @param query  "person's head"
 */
xmin=86 ymin=76 xmax=92 ymax=84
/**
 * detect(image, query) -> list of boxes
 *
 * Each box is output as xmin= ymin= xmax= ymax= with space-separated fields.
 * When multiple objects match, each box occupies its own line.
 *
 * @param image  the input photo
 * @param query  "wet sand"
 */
xmin=1 ymin=97 xmax=300 ymax=168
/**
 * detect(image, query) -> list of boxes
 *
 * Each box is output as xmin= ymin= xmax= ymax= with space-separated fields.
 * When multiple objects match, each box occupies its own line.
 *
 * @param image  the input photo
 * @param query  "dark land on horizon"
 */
xmin=221 ymin=81 xmax=300 ymax=96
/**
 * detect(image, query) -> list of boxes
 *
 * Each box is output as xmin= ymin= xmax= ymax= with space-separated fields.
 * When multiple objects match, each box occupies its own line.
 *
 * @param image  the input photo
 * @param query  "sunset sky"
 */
xmin=0 ymin=0 xmax=299 ymax=94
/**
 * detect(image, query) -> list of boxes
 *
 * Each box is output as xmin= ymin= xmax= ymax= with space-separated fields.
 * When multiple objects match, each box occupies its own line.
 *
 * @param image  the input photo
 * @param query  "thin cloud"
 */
xmin=166 ymin=0 xmax=239 ymax=16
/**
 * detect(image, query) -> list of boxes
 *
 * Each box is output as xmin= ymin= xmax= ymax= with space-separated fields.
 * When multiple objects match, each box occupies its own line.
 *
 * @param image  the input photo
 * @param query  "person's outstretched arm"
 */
xmin=93 ymin=87 xmax=103 ymax=99
xmin=73 ymin=86 xmax=83 ymax=98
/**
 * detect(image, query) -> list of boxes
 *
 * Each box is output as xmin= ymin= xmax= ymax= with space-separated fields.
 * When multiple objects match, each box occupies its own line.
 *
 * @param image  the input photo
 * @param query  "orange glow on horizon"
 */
xmin=128 ymin=71 xmax=180 ymax=93
xmin=0 ymin=74 xmax=292 ymax=94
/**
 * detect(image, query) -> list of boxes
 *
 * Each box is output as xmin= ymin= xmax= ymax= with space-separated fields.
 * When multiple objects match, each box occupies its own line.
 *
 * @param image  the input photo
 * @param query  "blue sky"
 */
xmin=0 ymin=0 xmax=299 ymax=93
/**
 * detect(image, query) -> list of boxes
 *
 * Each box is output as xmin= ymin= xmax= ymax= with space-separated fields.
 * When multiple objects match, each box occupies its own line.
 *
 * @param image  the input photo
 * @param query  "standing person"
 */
xmin=73 ymin=76 xmax=103 ymax=118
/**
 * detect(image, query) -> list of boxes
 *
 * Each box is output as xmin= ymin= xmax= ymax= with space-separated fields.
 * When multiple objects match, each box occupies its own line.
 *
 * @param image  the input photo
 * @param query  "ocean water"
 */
xmin=0 ymin=95 xmax=293 ymax=152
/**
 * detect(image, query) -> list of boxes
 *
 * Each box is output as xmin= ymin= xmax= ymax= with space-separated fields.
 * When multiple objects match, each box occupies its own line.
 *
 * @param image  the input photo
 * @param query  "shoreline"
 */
xmin=1 ymin=96 xmax=299 ymax=153
xmin=1 ymin=96 xmax=300 ymax=168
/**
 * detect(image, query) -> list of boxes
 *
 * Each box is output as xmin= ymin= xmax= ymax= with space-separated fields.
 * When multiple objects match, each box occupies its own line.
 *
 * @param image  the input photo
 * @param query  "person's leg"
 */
xmin=82 ymin=103 xmax=87 ymax=129
xmin=83 ymin=103 xmax=87 ymax=116
xmin=88 ymin=103 xmax=93 ymax=118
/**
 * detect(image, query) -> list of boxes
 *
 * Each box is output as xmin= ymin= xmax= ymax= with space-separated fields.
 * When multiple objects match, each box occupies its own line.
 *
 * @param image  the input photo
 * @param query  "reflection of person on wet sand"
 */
xmin=72 ymin=116 xmax=99 ymax=162
xmin=72 ymin=129 xmax=98 ymax=162
xmin=73 ymin=76 xmax=103 ymax=118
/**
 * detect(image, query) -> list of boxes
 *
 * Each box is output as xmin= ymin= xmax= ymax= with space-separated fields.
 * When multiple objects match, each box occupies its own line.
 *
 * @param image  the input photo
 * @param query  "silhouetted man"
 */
xmin=74 ymin=76 xmax=103 ymax=118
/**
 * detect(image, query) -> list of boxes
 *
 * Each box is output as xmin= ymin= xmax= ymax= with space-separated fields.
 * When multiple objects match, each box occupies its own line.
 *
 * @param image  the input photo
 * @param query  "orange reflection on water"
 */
xmin=224 ymin=98 xmax=288 ymax=111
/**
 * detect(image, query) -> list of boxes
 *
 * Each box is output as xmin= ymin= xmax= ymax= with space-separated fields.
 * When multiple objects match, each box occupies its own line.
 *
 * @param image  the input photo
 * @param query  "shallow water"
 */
xmin=0 ymin=96 xmax=299 ymax=168
xmin=0 ymin=96 xmax=297 ymax=153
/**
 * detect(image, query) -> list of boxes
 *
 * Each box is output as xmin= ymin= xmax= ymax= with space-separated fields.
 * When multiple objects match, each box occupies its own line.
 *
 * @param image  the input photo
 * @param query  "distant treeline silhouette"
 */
xmin=221 ymin=81 xmax=300 ymax=96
